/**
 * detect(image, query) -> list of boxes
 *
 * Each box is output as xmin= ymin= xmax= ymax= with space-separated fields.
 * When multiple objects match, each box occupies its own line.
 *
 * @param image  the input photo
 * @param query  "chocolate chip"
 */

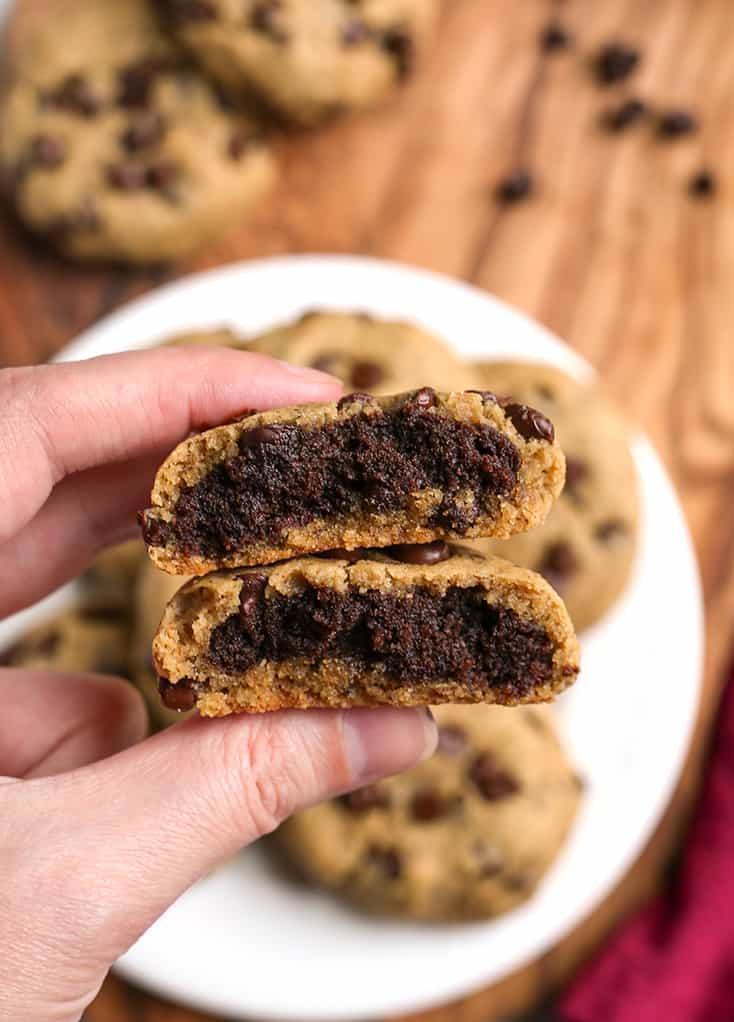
xmin=495 ymin=170 xmax=533 ymax=203
xmin=411 ymin=787 xmax=452 ymax=822
xmin=366 ymin=844 xmax=402 ymax=879
xmin=405 ymin=387 xmax=437 ymax=410
xmin=240 ymin=425 xmax=283 ymax=448
xmin=118 ymin=58 xmax=168 ymax=109
xmin=386 ymin=541 xmax=451 ymax=566
xmin=122 ymin=112 xmax=166 ymax=151
xmin=540 ymin=21 xmax=572 ymax=52
xmin=342 ymin=19 xmax=370 ymax=46
xmin=437 ymin=724 xmax=468 ymax=756
xmin=503 ymin=402 xmax=555 ymax=442
xmin=340 ymin=784 xmax=390 ymax=812
xmin=158 ymin=677 xmax=197 ymax=711
xmin=469 ymin=753 xmax=520 ymax=801
xmin=250 ymin=1 xmax=288 ymax=42
xmin=603 ymin=97 xmax=647 ymax=132
xmin=467 ymin=390 xmax=499 ymax=404
xmin=658 ymin=110 xmax=697 ymax=138
xmin=382 ymin=29 xmax=414 ymax=79
xmin=539 ymin=542 xmax=578 ymax=588
xmin=45 ymin=74 xmax=101 ymax=117
xmin=228 ymin=128 xmax=260 ymax=160
xmin=350 ymin=361 xmax=384 ymax=389
xmin=317 ymin=549 xmax=365 ymax=564
xmin=165 ymin=0 xmax=218 ymax=22
xmin=139 ymin=511 xmax=172 ymax=547
xmin=594 ymin=42 xmax=640 ymax=85
xmin=595 ymin=518 xmax=627 ymax=542
xmin=239 ymin=573 xmax=267 ymax=618
xmin=146 ymin=160 xmax=179 ymax=190
xmin=107 ymin=162 xmax=147 ymax=190
xmin=564 ymin=457 xmax=588 ymax=493
xmin=337 ymin=392 xmax=376 ymax=410
xmin=30 ymin=135 xmax=66 ymax=168
xmin=689 ymin=169 xmax=716 ymax=198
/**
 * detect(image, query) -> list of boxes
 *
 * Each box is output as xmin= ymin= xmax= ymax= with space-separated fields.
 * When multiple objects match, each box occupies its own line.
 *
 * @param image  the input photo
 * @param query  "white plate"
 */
xmin=2 ymin=256 xmax=703 ymax=1021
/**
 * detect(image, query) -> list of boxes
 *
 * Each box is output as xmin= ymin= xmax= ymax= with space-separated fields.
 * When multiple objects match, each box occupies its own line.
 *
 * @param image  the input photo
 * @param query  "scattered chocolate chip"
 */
xmin=540 ymin=21 xmax=572 ymax=52
xmin=594 ymin=42 xmax=640 ymax=85
xmin=342 ymin=19 xmax=370 ymax=46
xmin=350 ymin=361 xmax=384 ymax=389
xmin=138 ymin=510 xmax=172 ymax=547
xmin=595 ymin=518 xmax=628 ymax=542
xmin=657 ymin=110 xmax=697 ymax=138
xmin=603 ymin=97 xmax=647 ymax=132
xmin=411 ymin=787 xmax=452 ymax=822
xmin=381 ymin=29 xmax=414 ymax=79
xmin=387 ymin=541 xmax=451 ymax=566
xmin=469 ymin=753 xmax=520 ymax=801
xmin=503 ymin=402 xmax=555 ymax=442
xmin=564 ymin=457 xmax=588 ymax=493
xmin=337 ymin=392 xmax=376 ymax=410
xmin=146 ymin=160 xmax=179 ymax=190
xmin=340 ymin=784 xmax=390 ymax=812
xmin=406 ymin=387 xmax=437 ymax=410
xmin=495 ymin=170 xmax=534 ymax=203
xmin=366 ymin=844 xmax=402 ymax=879
xmin=239 ymin=573 xmax=267 ymax=620
xmin=689 ymin=169 xmax=716 ymax=198
xmin=539 ymin=541 xmax=578 ymax=588
xmin=228 ymin=128 xmax=260 ymax=160
xmin=45 ymin=74 xmax=101 ymax=117
xmin=317 ymin=548 xmax=365 ymax=563
xmin=158 ymin=677 xmax=197 ymax=711
xmin=122 ymin=112 xmax=166 ymax=152
xmin=30 ymin=134 xmax=66 ymax=168
xmin=437 ymin=724 xmax=468 ymax=756
xmin=107 ymin=162 xmax=148 ymax=190
xmin=250 ymin=1 xmax=288 ymax=42
xmin=118 ymin=57 xmax=169 ymax=109
xmin=467 ymin=390 xmax=499 ymax=404
xmin=240 ymin=425 xmax=283 ymax=448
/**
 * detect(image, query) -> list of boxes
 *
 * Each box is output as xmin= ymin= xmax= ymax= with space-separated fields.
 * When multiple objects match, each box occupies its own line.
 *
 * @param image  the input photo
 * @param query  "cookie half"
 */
xmin=152 ymin=545 xmax=580 ymax=716
xmin=276 ymin=703 xmax=581 ymax=921
xmin=140 ymin=388 xmax=566 ymax=574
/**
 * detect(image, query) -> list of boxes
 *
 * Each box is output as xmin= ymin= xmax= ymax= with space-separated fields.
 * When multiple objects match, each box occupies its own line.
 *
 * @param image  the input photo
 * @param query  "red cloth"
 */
xmin=560 ymin=669 xmax=734 ymax=1022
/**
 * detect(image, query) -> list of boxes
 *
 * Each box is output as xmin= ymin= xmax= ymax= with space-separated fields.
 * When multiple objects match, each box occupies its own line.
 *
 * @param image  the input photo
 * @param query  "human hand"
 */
xmin=0 ymin=348 xmax=437 ymax=1022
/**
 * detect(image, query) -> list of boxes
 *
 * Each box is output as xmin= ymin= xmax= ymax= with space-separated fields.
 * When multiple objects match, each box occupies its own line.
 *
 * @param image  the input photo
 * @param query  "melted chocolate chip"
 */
xmin=122 ymin=112 xmax=166 ymax=152
xmin=603 ymin=97 xmax=647 ymax=132
xmin=437 ymin=724 xmax=468 ymax=756
xmin=342 ymin=19 xmax=370 ymax=46
xmin=469 ymin=753 xmax=520 ymax=801
xmin=240 ymin=425 xmax=284 ymax=448
xmin=503 ymin=402 xmax=555 ymax=442
xmin=250 ymin=1 xmax=288 ymax=42
xmin=689 ymin=169 xmax=716 ymax=198
xmin=239 ymin=573 xmax=267 ymax=620
xmin=411 ymin=787 xmax=453 ymax=822
xmin=495 ymin=170 xmax=534 ymax=203
xmin=366 ymin=844 xmax=402 ymax=879
xmin=405 ymin=387 xmax=437 ymax=410
xmin=540 ymin=21 xmax=572 ymax=52
xmin=107 ymin=162 xmax=147 ymax=190
xmin=340 ymin=784 xmax=390 ymax=812
xmin=158 ymin=677 xmax=197 ymax=711
xmin=45 ymin=74 xmax=101 ymax=117
xmin=337 ymin=392 xmax=376 ymax=410
xmin=594 ymin=42 xmax=640 ymax=85
xmin=658 ymin=110 xmax=697 ymax=138
xmin=228 ymin=128 xmax=260 ymax=159
xmin=139 ymin=511 xmax=172 ymax=548
xmin=387 ymin=541 xmax=451 ymax=566
xmin=350 ymin=361 xmax=384 ymax=389
xmin=595 ymin=518 xmax=628 ymax=542
xmin=539 ymin=542 xmax=578 ymax=588
xmin=382 ymin=29 xmax=414 ymax=79
xmin=30 ymin=135 xmax=66 ymax=168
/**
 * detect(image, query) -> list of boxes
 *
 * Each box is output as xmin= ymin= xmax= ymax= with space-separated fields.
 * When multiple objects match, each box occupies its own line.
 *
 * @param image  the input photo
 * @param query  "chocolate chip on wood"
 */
xmin=151 ymin=547 xmax=580 ymax=717
xmin=140 ymin=389 xmax=566 ymax=574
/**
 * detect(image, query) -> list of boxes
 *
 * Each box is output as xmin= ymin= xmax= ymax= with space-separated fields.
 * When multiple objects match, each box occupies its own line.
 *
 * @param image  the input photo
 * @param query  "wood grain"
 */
xmin=2 ymin=0 xmax=733 ymax=1018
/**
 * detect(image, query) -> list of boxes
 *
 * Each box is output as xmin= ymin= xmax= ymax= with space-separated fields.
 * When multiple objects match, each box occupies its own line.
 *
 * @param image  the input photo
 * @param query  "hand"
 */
xmin=0 ymin=348 xmax=438 ymax=1022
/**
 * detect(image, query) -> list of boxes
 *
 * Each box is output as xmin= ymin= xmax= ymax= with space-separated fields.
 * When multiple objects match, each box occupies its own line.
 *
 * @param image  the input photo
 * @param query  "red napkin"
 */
xmin=560 ymin=667 xmax=734 ymax=1022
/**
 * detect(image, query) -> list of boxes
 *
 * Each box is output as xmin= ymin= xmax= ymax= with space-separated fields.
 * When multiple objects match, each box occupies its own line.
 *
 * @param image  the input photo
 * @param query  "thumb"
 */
xmin=10 ymin=707 xmax=436 ymax=969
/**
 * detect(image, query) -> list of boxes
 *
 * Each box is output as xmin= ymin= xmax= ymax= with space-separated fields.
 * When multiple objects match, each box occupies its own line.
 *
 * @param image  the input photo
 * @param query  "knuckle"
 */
xmin=217 ymin=720 xmax=299 ymax=836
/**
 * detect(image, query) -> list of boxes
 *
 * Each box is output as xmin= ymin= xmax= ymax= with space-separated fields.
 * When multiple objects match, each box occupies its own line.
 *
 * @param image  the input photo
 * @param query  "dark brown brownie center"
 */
xmin=161 ymin=397 xmax=521 ymax=556
xmin=205 ymin=584 xmax=554 ymax=698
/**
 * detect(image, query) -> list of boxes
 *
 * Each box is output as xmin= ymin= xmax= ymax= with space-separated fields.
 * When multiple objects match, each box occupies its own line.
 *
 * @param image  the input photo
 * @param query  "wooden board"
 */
xmin=2 ymin=0 xmax=733 ymax=1018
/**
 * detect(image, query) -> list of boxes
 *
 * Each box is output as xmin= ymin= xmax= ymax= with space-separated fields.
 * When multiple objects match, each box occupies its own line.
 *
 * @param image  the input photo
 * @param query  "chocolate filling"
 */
xmin=159 ymin=396 xmax=521 ymax=557
xmin=205 ymin=585 xmax=554 ymax=698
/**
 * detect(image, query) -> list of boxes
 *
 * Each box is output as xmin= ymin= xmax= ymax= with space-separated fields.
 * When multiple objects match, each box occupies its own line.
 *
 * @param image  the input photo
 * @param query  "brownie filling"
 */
xmin=162 ymin=395 xmax=521 ymax=556
xmin=206 ymin=585 xmax=554 ymax=698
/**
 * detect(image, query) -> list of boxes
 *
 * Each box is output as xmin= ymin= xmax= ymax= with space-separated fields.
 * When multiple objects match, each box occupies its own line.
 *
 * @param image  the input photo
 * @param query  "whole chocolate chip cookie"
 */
xmin=151 ymin=545 xmax=580 ymax=717
xmin=154 ymin=0 xmax=437 ymax=125
xmin=275 ymin=702 xmax=581 ymax=921
xmin=0 ymin=0 xmax=275 ymax=263
xmin=0 ymin=606 xmax=131 ymax=679
xmin=469 ymin=363 xmax=639 ymax=632
xmin=248 ymin=310 xmax=477 ymax=395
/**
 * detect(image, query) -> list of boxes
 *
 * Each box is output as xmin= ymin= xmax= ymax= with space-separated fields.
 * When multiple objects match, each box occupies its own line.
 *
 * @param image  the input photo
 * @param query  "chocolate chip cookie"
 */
xmin=0 ymin=0 xmax=275 ymax=263
xmin=140 ymin=389 xmax=566 ymax=574
xmin=276 ymin=702 xmax=581 ymax=921
xmin=154 ymin=0 xmax=437 ymax=126
xmin=248 ymin=310 xmax=476 ymax=395
xmin=0 ymin=606 xmax=131 ymax=679
xmin=152 ymin=545 xmax=580 ymax=716
xmin=470 ymin=363 xmax=639 ymax=632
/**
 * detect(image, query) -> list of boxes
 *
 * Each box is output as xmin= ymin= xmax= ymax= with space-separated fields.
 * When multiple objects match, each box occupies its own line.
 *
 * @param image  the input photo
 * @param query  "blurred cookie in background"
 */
xmin=80 ymin=539 xmax=144 ymax=612
xmin=469 ymin=362 xmax=639 ymax=632
xmin=154 ymin=0 xmax=438 ymax=126
xmin=0 ymin=0 xmax=276 ymax=263
xmin=0 ymin=606 xmax=130 ymax=678
xmin=249 ymin=310 xmax=476 ymax=394
xmin=275 ymin=703 xmax=580 ymax=922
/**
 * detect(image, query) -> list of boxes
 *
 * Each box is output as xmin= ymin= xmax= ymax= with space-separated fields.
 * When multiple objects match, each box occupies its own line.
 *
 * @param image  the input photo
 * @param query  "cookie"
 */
xmin=470 ymin=363 xmax=639 ymax=632
xmin=154 ymin=0 xmax=438 ymax=126
xmin=0 ymin=606 xmax=130 ymax=678
xmin=276 ymin=702 xmax=581 ymax=921
xmin=140 ymin=388 xmax=566 ymax=574
xmin=152 ymin=544 xmax=580 ymax=717
xmin=248 ymin=310 xmax=476 ymax=395
xmin=80 ymin=540 xmax=145 ymax=612
xmin=0 ymin=0 xmax=275 ymax=263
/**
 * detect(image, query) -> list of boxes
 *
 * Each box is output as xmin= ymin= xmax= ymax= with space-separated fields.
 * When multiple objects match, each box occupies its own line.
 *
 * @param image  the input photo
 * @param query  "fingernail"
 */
xmin=274 ymin=359 xmax=342 ymax=386
xmin=341 ymin=707 xmax=438 ymax=785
